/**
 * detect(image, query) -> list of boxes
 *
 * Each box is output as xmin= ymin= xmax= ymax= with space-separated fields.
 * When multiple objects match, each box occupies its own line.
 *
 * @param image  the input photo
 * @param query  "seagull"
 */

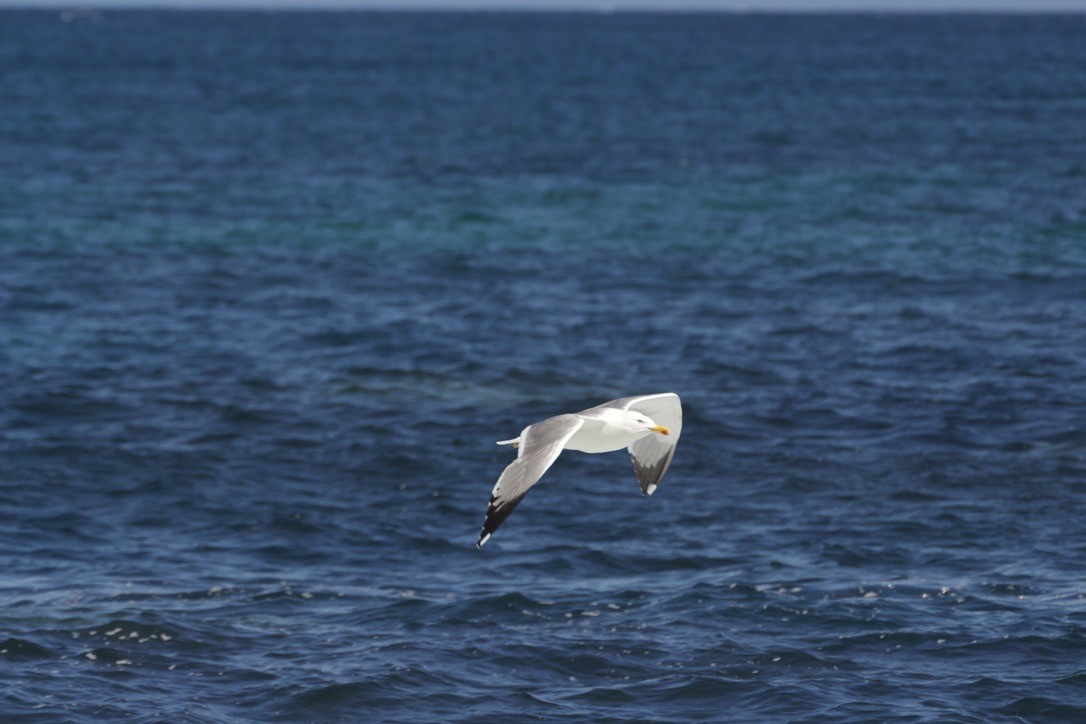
xmin=477 ymin=393 xmax=683 ymax=548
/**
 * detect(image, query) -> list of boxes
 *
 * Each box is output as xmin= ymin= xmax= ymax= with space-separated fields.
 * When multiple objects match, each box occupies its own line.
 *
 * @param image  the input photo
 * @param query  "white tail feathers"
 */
xmin=496 ymin=438 xmax=520 ymax=448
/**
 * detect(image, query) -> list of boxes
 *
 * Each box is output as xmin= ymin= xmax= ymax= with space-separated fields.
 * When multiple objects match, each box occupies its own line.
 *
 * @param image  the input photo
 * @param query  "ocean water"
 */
xmin=2 ymin=9 xmax=1086 ymax=721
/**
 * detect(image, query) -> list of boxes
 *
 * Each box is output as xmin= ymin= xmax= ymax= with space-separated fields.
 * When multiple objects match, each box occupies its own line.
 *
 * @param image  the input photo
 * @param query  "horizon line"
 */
xmin=3 ymin=3 xmax=1085 ymax=12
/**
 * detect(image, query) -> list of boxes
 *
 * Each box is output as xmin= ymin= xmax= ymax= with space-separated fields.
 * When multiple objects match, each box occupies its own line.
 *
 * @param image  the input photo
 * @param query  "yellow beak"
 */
xmin=650 ymin=425 xmax=670 ymax=436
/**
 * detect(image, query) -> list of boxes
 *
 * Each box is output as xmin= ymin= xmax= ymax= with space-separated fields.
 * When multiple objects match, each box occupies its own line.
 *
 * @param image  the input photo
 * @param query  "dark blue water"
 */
xmin=2 ymin=9 xmax=1086 ymax=721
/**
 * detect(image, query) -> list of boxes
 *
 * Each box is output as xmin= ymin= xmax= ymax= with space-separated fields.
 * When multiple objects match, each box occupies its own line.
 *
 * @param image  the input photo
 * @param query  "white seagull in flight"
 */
xmin=477 ymin=393 xmax=683 ymax=548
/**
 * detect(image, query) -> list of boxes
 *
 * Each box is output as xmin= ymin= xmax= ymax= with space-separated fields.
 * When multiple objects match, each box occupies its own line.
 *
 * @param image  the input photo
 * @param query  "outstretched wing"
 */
xmin=477 ymin=414 xmax=584 ymax=548
xmin=600 ymin=393 xmax=683 ymax=496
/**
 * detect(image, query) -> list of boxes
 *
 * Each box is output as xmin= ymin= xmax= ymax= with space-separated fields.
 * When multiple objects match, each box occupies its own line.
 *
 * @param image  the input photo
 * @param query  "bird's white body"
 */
xmin=566 ymin=409 xmax=656 ymax=454
xmin=498 ymin=407 xmax=657 ymax=454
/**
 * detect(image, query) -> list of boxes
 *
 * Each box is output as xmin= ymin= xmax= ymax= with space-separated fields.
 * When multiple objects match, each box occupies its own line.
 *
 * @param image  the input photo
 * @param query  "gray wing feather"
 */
xmin=477 ymin=414 xmax=584 ymax=547
xmin=629 ymin=435 xmax=677 ymax=495
xmin=597 ymin=393 xmax=683 ymax=496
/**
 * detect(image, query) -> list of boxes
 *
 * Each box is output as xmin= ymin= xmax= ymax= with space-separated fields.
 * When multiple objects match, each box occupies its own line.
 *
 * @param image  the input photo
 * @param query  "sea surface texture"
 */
xmin=2 ymin=10 xmax=1086 ymax=722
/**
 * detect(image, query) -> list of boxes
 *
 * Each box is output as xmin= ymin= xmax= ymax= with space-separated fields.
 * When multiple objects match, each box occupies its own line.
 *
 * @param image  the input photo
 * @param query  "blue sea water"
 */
xmin=2 ymin=9 xmax=1086 ymax=721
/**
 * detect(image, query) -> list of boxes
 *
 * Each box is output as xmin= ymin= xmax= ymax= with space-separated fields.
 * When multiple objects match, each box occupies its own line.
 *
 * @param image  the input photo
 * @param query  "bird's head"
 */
xmin=625 ymin=411 xmax=670 ymax=437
